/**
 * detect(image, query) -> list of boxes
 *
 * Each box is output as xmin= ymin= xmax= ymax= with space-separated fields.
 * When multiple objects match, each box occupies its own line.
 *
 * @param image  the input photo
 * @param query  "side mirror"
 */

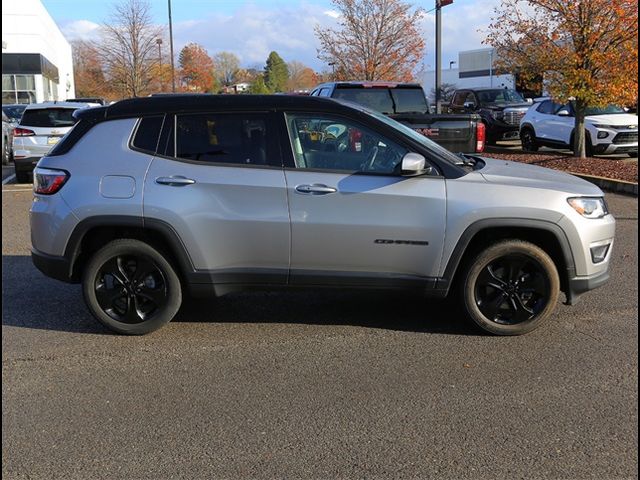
xmin=526 ymin=98 xmax=534 ymax=104
xmin=557 ymin=109 xmax=570 ymax=117
xmin=463 ymin=101 xmax=477 ymax=110
xmin=401 ymin=152 xmax=430 ymax=176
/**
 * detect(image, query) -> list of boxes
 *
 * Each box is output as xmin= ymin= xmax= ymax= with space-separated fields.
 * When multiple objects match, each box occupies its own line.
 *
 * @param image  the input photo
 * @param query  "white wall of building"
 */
xmin=2 ymin=0 xmax=75 ymax=101
xmin=422 ymin=68 xmax=515 ymax=102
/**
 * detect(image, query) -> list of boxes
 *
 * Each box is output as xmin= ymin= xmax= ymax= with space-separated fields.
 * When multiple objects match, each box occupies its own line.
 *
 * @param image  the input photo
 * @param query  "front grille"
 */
xmin=613 ymin=132 xmax=638 ymax=144
xmin=503 ymin=111 xmax=525 ymax=125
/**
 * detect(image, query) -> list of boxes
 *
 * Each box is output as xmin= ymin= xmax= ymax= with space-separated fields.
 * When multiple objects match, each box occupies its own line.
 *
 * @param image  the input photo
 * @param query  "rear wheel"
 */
xmin=461 ymin=240 xmax=559 ymax=335
xmin=520 ymin=128 xmax=539 ymax=152
xmin=82 ymin=239 xmax=182 ymax=334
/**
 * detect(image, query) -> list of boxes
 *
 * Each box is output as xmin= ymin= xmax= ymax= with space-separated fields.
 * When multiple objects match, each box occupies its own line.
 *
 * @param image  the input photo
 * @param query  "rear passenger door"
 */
xmin=143 ymin=112 xmax=290 ymax=285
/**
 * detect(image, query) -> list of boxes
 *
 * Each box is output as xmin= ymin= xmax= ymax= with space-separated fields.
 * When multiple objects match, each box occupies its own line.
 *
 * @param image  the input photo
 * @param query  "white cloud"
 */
xmin=61 ymin=19 xmax=101 ymax=41
xmin=323 ymin=10 xmax=340 ymax=19
xmin=172 ymin=3 xmax=339 ymax=70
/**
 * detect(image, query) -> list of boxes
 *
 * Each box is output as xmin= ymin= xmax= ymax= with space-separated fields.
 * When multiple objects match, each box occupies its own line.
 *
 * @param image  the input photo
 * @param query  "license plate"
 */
xmin=47 ymin=136 xmax=60 ymax=145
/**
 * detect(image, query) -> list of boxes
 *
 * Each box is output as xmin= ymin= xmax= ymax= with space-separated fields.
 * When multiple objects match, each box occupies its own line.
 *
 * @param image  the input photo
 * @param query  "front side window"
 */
xmin=286 ymin=113 xmax=408 ymax=174
xmin=175 ymin=113 xmax=268 ymax=165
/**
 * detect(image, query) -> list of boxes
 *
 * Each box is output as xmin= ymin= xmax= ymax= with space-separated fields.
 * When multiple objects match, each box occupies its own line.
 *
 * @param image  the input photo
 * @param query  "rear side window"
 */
xmin=175 ymin=113 xmax=268 ymax=165
xmin=21 ymin=108 xmax=77 ymax=128
xmin=132 ymin=116 xmax=164 ymax=154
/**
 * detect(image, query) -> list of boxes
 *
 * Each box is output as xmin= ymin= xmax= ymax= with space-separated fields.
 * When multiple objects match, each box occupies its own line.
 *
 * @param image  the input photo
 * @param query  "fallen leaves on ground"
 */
xmin=483 ymin=152 xmax=638 ymax=183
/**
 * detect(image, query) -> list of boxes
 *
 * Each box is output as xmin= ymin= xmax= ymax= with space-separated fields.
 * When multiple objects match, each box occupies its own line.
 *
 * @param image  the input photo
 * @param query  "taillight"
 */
xmin=476 ymin=122 xmax=486 ymax=152
xmin=14 ymin=127 xmax=35 ymax=137
xmin=33 ymin=167 xmax=69 ymax=195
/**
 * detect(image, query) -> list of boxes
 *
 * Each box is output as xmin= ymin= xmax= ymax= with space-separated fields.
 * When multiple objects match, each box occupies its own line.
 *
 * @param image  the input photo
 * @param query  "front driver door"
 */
xmin=281 ymin=112 xmax=447 ymax=287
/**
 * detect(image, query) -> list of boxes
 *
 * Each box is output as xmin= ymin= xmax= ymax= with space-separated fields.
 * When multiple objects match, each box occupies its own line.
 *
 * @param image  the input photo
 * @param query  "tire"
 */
xmin=82 ymin=239 xmax=182 ymax=335
xmin=460 ymin=240 xmax=560 ymax=335
xmin=15 ymin=170 xmax=30 ymax=184
xmin=520 ymin=128 xmax=539 ymax=152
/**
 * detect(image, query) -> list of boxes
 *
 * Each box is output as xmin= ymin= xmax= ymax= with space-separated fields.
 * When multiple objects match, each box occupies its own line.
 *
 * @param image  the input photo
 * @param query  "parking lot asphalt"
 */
xmin=2 ymin=187 xmax=638 ymax=479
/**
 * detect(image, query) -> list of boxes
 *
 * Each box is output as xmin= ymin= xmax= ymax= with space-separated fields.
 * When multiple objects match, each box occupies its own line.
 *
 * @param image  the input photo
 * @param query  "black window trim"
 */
xmin=280 ymin=110 xmax=443 ymax=178
xmin=150 ymin=110 xmax=284 ymax=170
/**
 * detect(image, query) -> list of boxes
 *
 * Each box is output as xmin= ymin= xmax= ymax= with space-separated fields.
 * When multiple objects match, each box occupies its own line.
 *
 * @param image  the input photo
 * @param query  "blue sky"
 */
xmin=41 ymin=0 xmax=499 ymax=72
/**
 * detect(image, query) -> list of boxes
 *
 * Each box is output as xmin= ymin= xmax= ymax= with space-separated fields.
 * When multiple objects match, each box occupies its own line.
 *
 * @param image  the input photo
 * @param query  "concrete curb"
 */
xmin=568 ymin=172 xmax=638 ymax=196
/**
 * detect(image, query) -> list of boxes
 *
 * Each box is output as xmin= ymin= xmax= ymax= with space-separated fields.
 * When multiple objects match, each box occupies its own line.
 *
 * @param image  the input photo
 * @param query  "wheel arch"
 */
xmin=439 ymin=219 xmax=576 ymax=301
xmin=65 ymin=216 xmax=195 ymax=284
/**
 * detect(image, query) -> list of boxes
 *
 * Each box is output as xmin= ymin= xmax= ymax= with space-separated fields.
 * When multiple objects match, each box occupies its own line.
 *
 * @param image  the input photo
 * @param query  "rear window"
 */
xmin=333 ymin=87 xmax=429 ymax=115
xmin=21 ymin=108 xmax=77 ymax=128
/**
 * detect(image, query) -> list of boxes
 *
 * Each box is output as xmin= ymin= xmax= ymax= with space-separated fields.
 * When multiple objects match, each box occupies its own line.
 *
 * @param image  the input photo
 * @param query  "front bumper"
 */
xmin=565 ymin=269 xmax=610 ymax=305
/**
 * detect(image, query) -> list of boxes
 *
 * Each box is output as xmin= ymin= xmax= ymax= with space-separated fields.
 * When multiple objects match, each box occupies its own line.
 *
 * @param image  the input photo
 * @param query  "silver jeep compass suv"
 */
xmin=31 ymin=95 xmax=615 ymax=335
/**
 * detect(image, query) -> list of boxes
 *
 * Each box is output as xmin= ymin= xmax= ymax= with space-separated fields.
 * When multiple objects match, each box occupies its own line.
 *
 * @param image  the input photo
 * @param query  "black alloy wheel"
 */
xmin=474 ymin=254 xmax=550 ymax=325
xmin=94 ymin=255 xmax=168 ymax=324
xmin=83 ymin=239 xmax=182 ymax=334
xmin=461 ymin=240 xmax=560 ymax=335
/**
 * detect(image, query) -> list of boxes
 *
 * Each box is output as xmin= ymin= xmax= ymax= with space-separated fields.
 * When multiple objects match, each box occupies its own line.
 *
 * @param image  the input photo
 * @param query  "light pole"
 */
xmin=168 ymin=0 xmax=176 ymax=93
xmin=434 ymin=0 xmax=453 ymax=114
xmin=449 ymin=60 xmax=456 ymax=70
xmin=156 ymin=38 xmax=163 ymax=92
xmin=328 ymin=62 xmax=336 ymax=80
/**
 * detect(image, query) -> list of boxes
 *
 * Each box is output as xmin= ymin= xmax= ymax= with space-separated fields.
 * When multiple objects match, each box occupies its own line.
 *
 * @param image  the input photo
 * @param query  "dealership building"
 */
xmin=422 ymin=47 xmax=543 ymax=101
xmin=2 ymin=0 xmax=75 ymax=104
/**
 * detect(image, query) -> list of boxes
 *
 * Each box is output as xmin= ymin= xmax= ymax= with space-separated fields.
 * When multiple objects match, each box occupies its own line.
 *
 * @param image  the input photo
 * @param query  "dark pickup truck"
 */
xmin=309 ymin=82 xmax=485 ymax=154
xmin=448 ymin=88 xmax=532 ymax=144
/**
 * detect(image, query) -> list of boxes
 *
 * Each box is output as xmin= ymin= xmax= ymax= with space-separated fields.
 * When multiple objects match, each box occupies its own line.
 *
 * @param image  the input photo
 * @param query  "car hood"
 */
xmin=585 ymin=113 xmax=638 ymax=126
xmin=478 ymin=157 xmax=602 ymax=195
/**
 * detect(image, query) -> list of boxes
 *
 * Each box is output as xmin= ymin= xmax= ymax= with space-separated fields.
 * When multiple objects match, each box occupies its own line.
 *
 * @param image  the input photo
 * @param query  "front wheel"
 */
xmin=520 ymin=128 xmax=539 ymax=152
xmin=461 ymin=240 xmax=560 ymax=335
xmin=82 ymin=239 xmax=182 ymax=334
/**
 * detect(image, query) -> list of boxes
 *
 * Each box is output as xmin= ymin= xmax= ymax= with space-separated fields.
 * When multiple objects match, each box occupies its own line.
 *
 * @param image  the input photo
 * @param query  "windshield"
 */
xmin=584 ymin=104 xmax=626 ymax=116
xmin=3 ymin=105 xmax=26 ymax=123
xmin=363 ymin=107 xmax=465 ymax=166
xmin=332 ymin=87 xmax=429 ymax=115
xmin=477 ymin=89 xmax=525 ymax=104
xmin=20 ymin=108 xmax=78 ymax=128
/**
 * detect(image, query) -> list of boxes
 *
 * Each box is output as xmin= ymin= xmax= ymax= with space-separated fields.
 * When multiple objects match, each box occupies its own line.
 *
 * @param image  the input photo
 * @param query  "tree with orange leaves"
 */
xmin=315 ymin=0 xmax=425 ymax=82
xmin=179 ymin=43 xmax=216 ymax=93
xmin=485 ymin=0 xmax=638 ymax=158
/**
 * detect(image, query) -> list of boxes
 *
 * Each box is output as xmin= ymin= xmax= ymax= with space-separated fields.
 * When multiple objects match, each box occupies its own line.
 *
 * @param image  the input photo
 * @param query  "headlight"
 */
xmin=593 ymin=124 xmax=613 ymax=129
xmin=567 ymin=197 xmax=608 ymax=219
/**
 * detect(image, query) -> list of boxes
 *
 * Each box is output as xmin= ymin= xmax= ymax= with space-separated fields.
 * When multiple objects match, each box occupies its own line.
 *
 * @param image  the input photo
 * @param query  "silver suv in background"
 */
xmin=13 ymin=101 xmax=98 ymax=182
xmin=30 ymin=95 xmax=615 ymax=335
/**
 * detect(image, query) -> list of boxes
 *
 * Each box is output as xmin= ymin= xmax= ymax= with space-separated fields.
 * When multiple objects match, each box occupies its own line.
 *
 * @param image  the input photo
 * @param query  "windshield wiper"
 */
xmin=456 ymin=152 xmax=476 ymax=166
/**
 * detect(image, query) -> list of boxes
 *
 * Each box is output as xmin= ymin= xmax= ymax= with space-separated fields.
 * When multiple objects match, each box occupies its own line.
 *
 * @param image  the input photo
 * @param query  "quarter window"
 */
xmin=175 ymin=113 xmax=268 ymax=165
xmin=132 ymin=116 xmax=164 ymax=154
xmin=286 ymin=114 xmax=408 ymax=174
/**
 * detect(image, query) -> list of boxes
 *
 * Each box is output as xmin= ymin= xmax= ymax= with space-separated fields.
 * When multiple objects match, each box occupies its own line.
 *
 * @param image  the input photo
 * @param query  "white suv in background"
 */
xmin=12 ymin=101 xmax=99 ymax=182
xmin=520 ymin=99 xmax=638 ymax=157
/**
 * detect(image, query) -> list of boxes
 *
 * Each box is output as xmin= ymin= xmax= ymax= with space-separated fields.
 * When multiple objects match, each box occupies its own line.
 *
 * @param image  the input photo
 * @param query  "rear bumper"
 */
xmin=31 ymin=248 xmax=76 ymax=283
xmin=14 ymin=156 xmax=42 ymax=173
xmin=564 ymin=269 xmax=610 ymax=305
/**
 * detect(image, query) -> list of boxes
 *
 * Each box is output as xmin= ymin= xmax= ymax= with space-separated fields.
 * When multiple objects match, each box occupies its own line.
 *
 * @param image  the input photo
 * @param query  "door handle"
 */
xmin=155 ymin=176 xmax=196 ymax=187
xmin=295 ymin=184 xmax=337 ymax=195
